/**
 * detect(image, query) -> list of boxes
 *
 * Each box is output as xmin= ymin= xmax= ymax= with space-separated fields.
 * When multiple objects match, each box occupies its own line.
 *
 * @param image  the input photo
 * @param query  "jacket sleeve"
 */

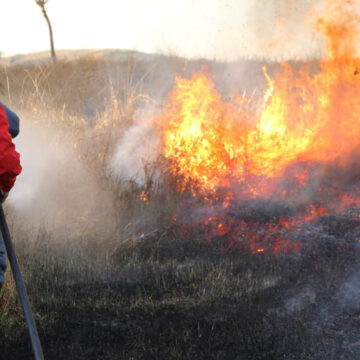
xmin=0 ymin=104 xmax=22 ymax=192
xmin=1 ymin=103 xmax=19 ymax=138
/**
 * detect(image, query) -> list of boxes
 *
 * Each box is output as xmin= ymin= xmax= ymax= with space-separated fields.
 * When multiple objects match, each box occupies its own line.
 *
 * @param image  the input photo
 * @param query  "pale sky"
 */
xmin=0 ymin=0 xmax=325 ymax=60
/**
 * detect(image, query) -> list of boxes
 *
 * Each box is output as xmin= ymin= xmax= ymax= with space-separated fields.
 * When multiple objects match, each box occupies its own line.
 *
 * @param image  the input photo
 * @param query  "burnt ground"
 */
xmin=2 ymin=215 xmax=360 ymax=360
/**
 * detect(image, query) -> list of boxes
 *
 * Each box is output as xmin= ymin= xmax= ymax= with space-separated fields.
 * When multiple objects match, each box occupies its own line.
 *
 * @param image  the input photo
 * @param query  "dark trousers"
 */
xmin=0 ymin=232 xmax=6 ymax=289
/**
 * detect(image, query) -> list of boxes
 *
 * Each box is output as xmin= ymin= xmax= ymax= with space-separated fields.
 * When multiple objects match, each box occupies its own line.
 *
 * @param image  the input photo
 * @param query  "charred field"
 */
xmin=1 ymin=48 xmax=360 ymax=360
xmin=2 ymin=214 xmax=360 ymax=360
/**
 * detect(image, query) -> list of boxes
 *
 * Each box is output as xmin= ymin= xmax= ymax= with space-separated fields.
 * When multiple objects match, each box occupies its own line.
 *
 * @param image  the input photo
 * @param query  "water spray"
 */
xmin=0 ymin=204 xmax=44 ymax=360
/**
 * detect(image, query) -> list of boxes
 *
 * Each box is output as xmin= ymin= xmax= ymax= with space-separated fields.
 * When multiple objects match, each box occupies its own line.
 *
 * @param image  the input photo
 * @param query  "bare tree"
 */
xmin=35 ymin=0 xmax=56 ymax=63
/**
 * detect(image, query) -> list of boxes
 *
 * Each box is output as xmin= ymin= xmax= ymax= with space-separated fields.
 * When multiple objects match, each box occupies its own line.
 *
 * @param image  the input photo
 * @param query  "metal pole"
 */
xmin=0 ymin=204 xmax=44 ymax=360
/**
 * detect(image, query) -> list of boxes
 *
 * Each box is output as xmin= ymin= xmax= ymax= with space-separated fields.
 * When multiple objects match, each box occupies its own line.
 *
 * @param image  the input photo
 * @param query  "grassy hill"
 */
xmin=0 ymin=49 xmax=168 ymax=66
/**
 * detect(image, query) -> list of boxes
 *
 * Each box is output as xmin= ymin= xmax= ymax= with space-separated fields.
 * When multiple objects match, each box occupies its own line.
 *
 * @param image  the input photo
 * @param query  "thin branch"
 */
xmin=34 ymin=0 xmax=56 ymax=63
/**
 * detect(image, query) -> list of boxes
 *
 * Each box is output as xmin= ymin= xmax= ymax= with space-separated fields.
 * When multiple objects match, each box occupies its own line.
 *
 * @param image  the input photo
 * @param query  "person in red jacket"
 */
xmin=0 ymin=103 xmax=22 ymax=288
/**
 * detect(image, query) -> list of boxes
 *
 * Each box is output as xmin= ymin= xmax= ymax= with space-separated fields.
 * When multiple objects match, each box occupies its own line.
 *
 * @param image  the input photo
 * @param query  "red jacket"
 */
xmin=0 ymin=104 xmax=22 ymax=192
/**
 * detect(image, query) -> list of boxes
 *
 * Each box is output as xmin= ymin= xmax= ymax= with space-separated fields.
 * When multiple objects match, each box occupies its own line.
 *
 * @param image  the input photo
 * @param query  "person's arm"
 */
xmin=0 ymin=104 xmax=22 ymax=194
xmin=1 ymin=103 xmax=19 ymax=138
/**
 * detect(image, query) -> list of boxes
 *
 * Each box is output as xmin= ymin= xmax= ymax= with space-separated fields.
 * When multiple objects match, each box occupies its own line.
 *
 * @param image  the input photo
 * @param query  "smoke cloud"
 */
xmin=109 ymin=107 xmax=162 ymax=185
xmin=9 ymin=115 xmax=116 ymax=235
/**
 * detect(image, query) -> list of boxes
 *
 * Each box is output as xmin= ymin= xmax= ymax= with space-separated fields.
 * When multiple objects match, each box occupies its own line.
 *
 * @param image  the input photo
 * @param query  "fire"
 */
xmin=161 ymin=0 xmax=360 ymax=192
xmin=140 ymin=190 xmax=149 ymax=205
xmin=162 ymin=73 xmax=249 ymax=194
xmin=162 ymin=59 xmax=360 ymax=194
xmin=156 ymin=0 xmax=360 ymax=254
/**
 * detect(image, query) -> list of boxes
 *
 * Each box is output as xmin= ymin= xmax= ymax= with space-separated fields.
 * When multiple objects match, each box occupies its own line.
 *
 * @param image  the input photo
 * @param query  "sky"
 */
xmin=0 ymin=0 xmax=325 ymax=61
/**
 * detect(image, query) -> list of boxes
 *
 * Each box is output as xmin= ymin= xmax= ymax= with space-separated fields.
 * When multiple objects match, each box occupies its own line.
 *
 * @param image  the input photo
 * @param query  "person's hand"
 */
xmin=0 ymin=190 xmax=9 ymax=203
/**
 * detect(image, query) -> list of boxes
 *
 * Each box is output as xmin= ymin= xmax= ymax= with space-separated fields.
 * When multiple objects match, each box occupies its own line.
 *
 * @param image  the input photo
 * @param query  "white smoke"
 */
xmin=109 ymin=107 xmax=162 ymax=185
xmin=8 ymin=114 xmax=116 ymax=234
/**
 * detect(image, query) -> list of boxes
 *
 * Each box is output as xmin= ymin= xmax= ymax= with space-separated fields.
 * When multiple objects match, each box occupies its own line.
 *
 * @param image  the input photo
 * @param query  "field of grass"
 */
xmin=0 ymin=54 xmax=359 ymax=359
xmin=2 ymin=221 xmax=360 ymax=359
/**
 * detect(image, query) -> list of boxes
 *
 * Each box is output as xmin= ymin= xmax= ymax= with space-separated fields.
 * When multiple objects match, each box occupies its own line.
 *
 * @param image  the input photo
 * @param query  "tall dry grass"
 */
xmin=0 ymin=55 xmax=338 ymax=359
xmin=0 ymin=54 xmax=199 ymax=311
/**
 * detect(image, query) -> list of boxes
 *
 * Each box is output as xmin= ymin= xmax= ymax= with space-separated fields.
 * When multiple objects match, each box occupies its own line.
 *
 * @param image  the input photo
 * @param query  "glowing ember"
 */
xmin=140 ymin=190 xmax=150 ymax=205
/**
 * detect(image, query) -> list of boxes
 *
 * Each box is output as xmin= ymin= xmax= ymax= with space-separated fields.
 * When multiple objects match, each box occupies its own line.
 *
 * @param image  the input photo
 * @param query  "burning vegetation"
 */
xmin=4 ymin=0 xmax=360 ymax=359
xmin=146 ymin=0 xmax=360 ymax=254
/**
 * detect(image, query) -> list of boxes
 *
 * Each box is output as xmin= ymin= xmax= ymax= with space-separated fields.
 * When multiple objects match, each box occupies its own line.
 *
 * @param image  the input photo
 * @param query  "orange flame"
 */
xmin=160 ymin=0 xmax=360 ymax=199
xmin=162 ymin=73 xmax=249 ymax=194
xmin=154 ymin=0 xmax=360 ymax=255
xmin=140 ymin=190 xmax=150 ymax=205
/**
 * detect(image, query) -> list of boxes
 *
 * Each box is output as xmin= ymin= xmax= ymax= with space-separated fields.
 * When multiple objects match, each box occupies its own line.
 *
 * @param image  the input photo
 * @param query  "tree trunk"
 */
xmin=40 ymin=5 xmax=56 ymax=63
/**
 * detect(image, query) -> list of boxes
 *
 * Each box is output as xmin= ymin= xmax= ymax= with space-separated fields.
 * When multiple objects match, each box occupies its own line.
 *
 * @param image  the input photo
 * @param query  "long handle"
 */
xmin=0 ymin=204 xmax=44 ymax=360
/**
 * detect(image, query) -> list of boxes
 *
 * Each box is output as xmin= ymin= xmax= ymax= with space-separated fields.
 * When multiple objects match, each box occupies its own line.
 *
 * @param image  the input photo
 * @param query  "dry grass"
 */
xmin=0 ymin=55 xmax=358 ymax=359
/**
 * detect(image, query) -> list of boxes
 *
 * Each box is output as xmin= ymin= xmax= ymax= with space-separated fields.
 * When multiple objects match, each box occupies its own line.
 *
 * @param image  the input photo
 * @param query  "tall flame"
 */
xmin=160 ymin=0 xmax=360 ymax=199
